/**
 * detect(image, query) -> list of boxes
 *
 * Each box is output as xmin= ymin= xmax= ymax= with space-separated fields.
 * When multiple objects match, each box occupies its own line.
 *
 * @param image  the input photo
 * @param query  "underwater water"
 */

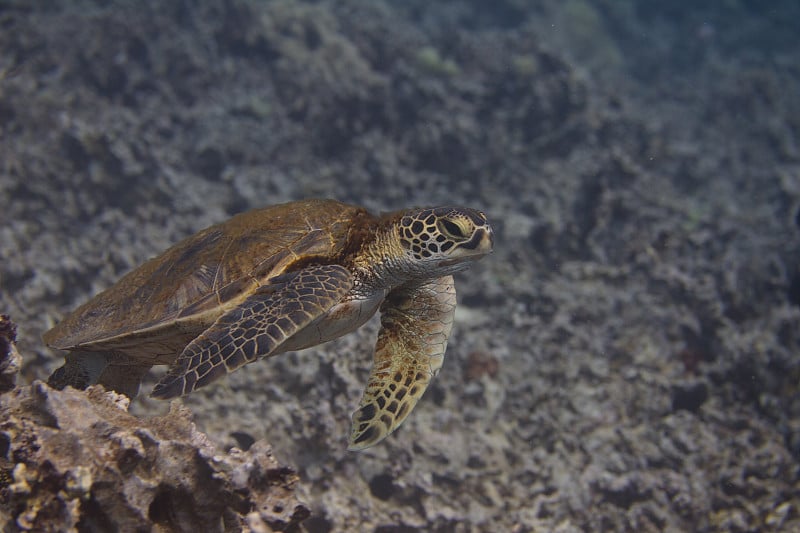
xmin=1 ymin=0 xmax=799 ymax=531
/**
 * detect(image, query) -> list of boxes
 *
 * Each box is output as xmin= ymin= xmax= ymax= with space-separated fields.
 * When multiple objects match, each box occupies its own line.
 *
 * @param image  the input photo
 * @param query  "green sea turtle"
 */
xmin=45 ymin=199 xmax=493 ymax=449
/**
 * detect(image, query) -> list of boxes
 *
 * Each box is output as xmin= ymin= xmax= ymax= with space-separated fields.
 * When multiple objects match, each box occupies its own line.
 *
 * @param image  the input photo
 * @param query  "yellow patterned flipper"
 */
xmin=348 ymin=275 xmax=457 ymax=450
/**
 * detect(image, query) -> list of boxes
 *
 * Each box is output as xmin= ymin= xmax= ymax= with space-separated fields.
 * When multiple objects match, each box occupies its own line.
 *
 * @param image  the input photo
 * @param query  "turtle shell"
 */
xmin=44 ymin=199 xmax=375 ymax=354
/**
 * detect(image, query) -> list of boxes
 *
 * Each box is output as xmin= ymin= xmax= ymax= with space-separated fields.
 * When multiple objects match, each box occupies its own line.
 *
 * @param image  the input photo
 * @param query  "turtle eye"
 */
xmin=438 ymin=218 xmax=468 ymax=240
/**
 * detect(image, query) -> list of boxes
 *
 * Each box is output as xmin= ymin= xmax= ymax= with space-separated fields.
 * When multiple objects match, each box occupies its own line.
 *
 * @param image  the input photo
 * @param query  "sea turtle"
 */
xmin=45 ymin=199 xmax=493 ymax=449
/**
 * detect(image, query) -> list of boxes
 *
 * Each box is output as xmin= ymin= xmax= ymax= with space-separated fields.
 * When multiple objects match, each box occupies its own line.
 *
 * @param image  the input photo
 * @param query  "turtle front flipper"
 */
xmin=151 ymin=264 xmax=353 ymax=399
xmin=348 ymin=275 xmax=456 ymax=450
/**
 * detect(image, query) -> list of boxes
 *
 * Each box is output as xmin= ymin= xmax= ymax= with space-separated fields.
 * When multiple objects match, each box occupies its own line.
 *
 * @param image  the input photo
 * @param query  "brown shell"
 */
xmin=44 ymin=199 xmax=376 ymax=351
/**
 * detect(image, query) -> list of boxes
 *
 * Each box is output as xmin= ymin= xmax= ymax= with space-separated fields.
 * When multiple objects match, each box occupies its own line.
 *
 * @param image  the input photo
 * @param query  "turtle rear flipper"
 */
xmin=47 ymin=351 xmax=148 ymax=398
xmin=348 ymin=275 xmax=456 ymax=450
xmin=47 ymin=351 xmax=110 ymax=391
xmin=151 ymin=264 xmax=353 ymax=399
xmin=98 ymin=364 xmax=152 ymax=399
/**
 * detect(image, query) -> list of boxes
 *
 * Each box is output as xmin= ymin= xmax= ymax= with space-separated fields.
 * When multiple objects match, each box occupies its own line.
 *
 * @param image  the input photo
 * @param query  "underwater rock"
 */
xmin=0 ymin=315 xmax=21 ymax=394
xmin=0 ymin=316 xmax=309 ymax=532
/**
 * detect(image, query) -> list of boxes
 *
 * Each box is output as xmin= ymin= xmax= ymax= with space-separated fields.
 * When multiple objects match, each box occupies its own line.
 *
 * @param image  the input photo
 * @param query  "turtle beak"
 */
xmin=439 ymin=226 xmax=494 ymax=267
xmin=462 ymin=226 xmax=494 ymax=256
xmin=483 ymin=226 xmax=494 ymax=253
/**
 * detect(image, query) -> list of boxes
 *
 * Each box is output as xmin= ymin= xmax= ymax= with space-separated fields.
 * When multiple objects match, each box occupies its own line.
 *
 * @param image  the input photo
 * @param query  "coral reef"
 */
xmin=0 ymin=316 xmax=308 ymax=532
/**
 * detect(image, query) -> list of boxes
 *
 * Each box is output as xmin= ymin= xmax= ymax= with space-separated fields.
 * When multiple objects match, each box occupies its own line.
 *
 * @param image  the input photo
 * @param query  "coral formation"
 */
xmin=0 ymin=316 xmax=308 ymax=532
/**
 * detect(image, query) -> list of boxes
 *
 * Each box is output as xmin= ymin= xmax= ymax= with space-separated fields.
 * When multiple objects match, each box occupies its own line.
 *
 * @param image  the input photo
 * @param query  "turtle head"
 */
xmin=395 ymin=206 xmax=494 ymax=274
